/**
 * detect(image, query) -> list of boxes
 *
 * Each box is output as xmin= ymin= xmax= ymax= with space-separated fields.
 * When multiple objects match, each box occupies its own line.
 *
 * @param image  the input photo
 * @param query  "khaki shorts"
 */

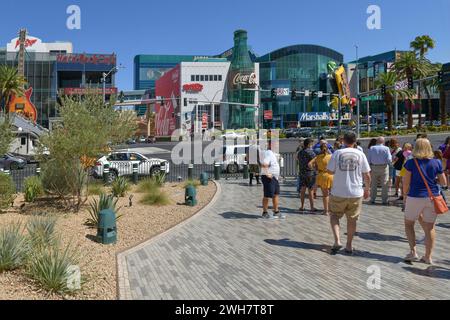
xmin=330 ymin=196 xmax=363 ymax=220
xmin=405 ymin=197 xmax=438 ymax=224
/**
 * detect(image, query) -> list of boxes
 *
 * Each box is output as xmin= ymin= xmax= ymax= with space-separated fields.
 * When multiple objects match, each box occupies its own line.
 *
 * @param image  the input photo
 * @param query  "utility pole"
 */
xmin=355 ymin=45 xmax=360 ymax=138
xmin=338 ymin=93 xmax=342 ymax=135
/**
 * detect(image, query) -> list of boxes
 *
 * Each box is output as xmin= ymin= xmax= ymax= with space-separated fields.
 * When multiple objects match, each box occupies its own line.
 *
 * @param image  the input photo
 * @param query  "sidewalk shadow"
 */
xmin=220 ymin=211 xmax=261 ymax=220
xmin=402 ymin=266 xmax=450 ymax=280
xmin=265 ymin=239 xmax=405 ymax=264
xmin=437 ymin=223 xmax=450 ymax=229
xmin=264 ymin=238 xmax=330 ymax=253
xmin=355 ymin=232 xmax=407 ymax=243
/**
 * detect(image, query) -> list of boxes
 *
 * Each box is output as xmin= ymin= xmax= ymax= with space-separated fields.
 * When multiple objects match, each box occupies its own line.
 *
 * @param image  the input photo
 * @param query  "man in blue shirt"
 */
xmin=368 ymin=137 xmax=392 ymax=205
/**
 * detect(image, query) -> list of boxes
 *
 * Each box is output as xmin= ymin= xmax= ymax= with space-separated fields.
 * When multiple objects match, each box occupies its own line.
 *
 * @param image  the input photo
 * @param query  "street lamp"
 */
xmin=101 ymin=64 xmax=122 ymax=103
xmin=355 ymin=45 xmax=360 ymax=138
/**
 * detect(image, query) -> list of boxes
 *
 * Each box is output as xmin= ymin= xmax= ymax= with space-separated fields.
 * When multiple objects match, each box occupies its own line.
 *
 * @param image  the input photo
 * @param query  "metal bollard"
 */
xmin=132 ymin=163 xmax=139 ymax=184
xmin=243 ymin=161 xmax=249 ymax=180
xmin=188 ymin=163 xmax=194 ymax=181
xmin=103 ymin=164 xmax=110 ymax=184
xmin=214 ymin=162 xmax=221 ymax=181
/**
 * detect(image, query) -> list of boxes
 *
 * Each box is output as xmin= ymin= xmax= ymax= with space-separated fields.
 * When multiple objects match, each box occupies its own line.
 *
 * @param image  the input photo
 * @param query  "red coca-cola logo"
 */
xmin=183 ymin=83 xmax=203 ymax=93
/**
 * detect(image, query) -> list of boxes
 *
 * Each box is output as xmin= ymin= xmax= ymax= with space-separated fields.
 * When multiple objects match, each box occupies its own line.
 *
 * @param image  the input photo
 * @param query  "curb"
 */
xmin=116 ymin=180 xmax=222 ymax=300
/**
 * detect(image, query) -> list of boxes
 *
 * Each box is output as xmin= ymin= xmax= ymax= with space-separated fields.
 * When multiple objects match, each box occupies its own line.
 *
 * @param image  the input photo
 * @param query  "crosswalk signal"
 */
xmin=438 ymin=71 xmax=444 ymax=84
xmin=381 ymin=85 xmax=387 ymax=96
xmin=291 ymin=89 xmax=297 ymax=100
xmin=271 ymin=88 xmax=277 ymax=100
xmin=408 ymin=76 xmax=414 ymax=90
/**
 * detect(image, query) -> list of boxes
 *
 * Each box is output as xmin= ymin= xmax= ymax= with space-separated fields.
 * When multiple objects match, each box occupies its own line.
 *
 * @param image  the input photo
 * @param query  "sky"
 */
xmin=1 ymin=0 xmax=449 ymax=90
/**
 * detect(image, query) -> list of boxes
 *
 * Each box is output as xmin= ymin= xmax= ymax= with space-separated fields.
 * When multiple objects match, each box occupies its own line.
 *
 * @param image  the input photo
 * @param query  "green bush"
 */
xmin=24 ymin=176 xmax=44 ymax=203
xmin=26 ymin=216 xmax=57 ymax=249
xmin=137 ymin=178 xmax=160 ymax=194
xmin=27 ymin=242 xmax=80 ymax=294
xmin=86 ymin=193 xmax=121 ymax=227
xmin=0 ymin=223 xmax=29 ymax=272
xmin=111 ymin=176 xmax=130 ymax=198
xmin=153 ymin=173 xmax=167 ymax=187
xmin=0 ymin=173 xmax=16 ymax=212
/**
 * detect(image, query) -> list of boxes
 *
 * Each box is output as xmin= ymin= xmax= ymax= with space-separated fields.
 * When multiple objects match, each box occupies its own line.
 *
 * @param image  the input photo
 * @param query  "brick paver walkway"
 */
xmin=118 ymin=179 xmax=450 ymax=300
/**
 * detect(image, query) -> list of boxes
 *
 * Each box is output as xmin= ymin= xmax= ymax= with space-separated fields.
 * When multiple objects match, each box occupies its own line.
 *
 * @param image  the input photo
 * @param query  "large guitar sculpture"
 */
xmin=8 ymin=29 xmax=38 ymax=123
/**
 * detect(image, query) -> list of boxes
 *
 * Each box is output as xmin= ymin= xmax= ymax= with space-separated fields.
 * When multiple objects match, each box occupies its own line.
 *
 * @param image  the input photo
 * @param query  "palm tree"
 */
xmin=0 ymin=65 xmax=26 ymax=115
xmin=410 ymin=35 xmax=436 ymax=124
xmin=375 ymin=71 xmax=415 ymax=131
xmin=422 ymin=63 xmax=441 ymax=122
xmin=393 ymin=51 xmax=432 ymax=128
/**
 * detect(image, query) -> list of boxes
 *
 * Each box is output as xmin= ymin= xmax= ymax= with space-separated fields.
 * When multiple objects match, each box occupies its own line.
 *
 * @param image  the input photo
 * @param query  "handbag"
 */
xmin=414 ymin=159 xmax=449 ymax=215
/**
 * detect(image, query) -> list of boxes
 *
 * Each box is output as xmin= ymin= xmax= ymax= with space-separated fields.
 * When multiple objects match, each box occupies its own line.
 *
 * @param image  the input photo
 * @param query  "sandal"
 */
xmin=330 ymin=245 xmax=342 ymax=255
xmin=404 ymin=253 xmax=419 ymax=263
xmin=420 ymin=257 xmax=433 ymax=265
xmin=344 ymin=248 xmax=355 ymax=255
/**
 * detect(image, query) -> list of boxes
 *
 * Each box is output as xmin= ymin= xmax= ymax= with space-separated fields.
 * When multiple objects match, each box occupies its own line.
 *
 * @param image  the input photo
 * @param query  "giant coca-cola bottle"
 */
xmin=227 ymin=30 xmax=256 ymax=129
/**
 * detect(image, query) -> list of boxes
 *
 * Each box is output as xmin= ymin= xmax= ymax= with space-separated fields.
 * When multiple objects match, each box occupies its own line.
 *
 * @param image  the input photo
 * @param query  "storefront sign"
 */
xmin=232 ymin=72 xmax=257 ymax=87
xmin=56 ymin=54 xmax=116 ymax=65
xmin=182 ymin=83 xmax=203 ymax=93
xmin=202 ymin=113 xmax=208 ymax=128
xmin=62 ymin=87 xmax=118 ymax=95
xmin=298 ymin=112 xmax=331 ymax=122
xmin=264 ymin=110 xmax=273 ymax=120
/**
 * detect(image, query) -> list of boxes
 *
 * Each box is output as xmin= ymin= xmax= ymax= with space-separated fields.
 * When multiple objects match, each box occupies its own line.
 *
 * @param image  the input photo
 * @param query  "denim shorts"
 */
xmin=262 ymin=176 xmax=280 ymax=199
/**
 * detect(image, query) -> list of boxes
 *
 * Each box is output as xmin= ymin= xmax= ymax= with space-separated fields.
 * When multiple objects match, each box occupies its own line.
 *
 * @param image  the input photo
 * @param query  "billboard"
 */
xmin=155 ymin=65 xmax=180 ymax=137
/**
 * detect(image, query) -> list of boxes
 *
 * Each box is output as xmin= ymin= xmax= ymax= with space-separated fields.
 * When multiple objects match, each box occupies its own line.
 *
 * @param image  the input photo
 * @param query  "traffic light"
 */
xmin=311 ymin=91 xmax=317 ymax=98
xmin=271 ymin=88 xmax=277 ymax=100
xmin=291 ymin=89 xmax=297 ymax=100
xmin=381 ymin=85 xmax=386 ymax=96
xmin=119 ymin=91 xmax=125 ymax=103
xmin=408 ymin=76 xmax=414 ymax=90
xmin=438 ymin=71 xmax=444 ymax=84
xmin=160 ymin=97 xmax=165 ymax=106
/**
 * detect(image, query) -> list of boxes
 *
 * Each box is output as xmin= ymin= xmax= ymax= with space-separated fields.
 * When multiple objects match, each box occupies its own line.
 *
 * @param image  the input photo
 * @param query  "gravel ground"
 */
xmin=0 ymin=181 xmax=217 ymax=300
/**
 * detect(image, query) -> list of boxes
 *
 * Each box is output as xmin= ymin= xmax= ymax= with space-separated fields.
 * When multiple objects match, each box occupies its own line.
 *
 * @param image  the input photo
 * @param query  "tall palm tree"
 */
xmin=393 ymin=51 xmax=432 ymax=128
xmin=375 ymin=71 xmax=415 ymax=131
xmin=410 ymin=35 xmax=436 ymax=124
xmin=0 ymin=65 xmax=26 ymax=115
xmin=410 ymin=35 xmax=436 ymax=58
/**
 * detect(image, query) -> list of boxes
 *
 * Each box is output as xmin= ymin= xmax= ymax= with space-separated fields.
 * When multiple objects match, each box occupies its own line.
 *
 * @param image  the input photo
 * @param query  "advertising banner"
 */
xmin=298 ymin=112 xmax=351 ymax=122
xmin=264 ymin=110 xmax=273 ymax=120
xmin=155 ymin=65 xmax=180 ymax=137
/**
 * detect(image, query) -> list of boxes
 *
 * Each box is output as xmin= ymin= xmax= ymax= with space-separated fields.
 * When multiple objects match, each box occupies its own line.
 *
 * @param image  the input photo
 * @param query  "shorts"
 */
xmin=262 ymin=176 xmax=280 ymax=199
xmin=298 ymin=174 xmax=316 ymax=189
xmin=330 ymin=196 xmax=363 ymax=220
xmin=405 ymin=197 xmax=438 ymax=224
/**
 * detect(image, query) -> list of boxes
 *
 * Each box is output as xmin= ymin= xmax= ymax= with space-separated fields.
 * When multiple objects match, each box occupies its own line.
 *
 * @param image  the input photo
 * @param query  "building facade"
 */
xmin=1 ymin=33 xmax=117 ymax=128
xmin=256 ymin=45 xmax=343 ymax=128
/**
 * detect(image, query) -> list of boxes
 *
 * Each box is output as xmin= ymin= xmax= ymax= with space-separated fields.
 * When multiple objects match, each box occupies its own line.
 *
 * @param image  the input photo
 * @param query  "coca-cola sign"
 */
xmin=232 ymin=72 xmax=257 ymax=86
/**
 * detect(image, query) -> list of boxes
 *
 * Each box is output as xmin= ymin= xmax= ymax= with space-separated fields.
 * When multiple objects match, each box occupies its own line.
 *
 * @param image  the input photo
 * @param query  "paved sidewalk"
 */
xmin=118 ymin=179 xmax=450 ymax=300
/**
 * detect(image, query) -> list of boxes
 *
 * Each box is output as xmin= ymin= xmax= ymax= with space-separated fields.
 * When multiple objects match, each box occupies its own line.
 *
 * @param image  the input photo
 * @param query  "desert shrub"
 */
xmin=111 ymin=176 xmax=130 ymax=198
xmin=86 ymin=193 xmax=121 ymax=227
xmin=0 ymin=223 xmax=29 ymax=272
xmin=87 ymin=181 xmax=105 ymax=196
xmin=0 ymin=173 xmax=16 ymax=212
xmin=24 ymin=176 xmax=44 ymax=203
xmin=152 ymin=173 xmax=167 ymax=187
xmin=183 ymin=179 xmax=201 ymax=189
xmin=27 ymin=242 xmax=81 ymax=294
xmin=140 ymin=189 xmax=170 ymax=206
xmin=26 ymin=216 xmax=57 ymax=249
xmin=137 ymin=178 xmax=160 ymax=194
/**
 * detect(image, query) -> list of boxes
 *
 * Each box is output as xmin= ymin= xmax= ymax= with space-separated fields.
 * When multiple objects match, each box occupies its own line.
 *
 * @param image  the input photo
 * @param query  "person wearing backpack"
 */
xmin=403 ymin=139 xmax=448 ymax=265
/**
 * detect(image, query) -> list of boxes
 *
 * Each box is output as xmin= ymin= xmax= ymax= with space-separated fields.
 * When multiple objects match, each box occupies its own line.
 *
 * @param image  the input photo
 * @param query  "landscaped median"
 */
xmin=0 ymin=177 xmax=217 ymax=300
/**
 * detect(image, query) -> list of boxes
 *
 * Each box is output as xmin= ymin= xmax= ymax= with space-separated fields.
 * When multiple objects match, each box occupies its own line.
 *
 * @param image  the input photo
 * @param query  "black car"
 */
xmin=0 ymin=154 xmax=27 ymax=170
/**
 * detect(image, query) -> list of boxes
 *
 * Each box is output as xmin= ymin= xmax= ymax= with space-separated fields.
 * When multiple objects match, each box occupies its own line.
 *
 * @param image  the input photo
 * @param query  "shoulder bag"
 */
xmin=414 ymin=159 xmax=449 ymax=215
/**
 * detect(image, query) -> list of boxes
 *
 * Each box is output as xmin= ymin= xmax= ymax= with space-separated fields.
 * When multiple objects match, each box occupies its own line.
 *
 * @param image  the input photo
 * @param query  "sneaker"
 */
xmin=262 ymin=212 xmax=277 ymax=220
xmin=274 ymin=212 xmax=286 ymax=219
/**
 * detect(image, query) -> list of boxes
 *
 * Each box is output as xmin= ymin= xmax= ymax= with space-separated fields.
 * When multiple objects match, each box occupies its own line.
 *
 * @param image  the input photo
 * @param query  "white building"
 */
xmin=6 ymin=35 xmax=72 ymax=53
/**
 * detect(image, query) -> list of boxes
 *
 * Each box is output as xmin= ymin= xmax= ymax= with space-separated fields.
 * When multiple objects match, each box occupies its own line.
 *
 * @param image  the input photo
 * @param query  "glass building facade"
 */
xmin=257 ymin=45 xmax=343 ymax=128
xmin=0 ymin=50 xmax=57 ymax=128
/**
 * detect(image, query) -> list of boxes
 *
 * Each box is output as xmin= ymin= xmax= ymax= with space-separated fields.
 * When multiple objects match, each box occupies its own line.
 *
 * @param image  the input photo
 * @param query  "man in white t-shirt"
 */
xmin=327 ymin=132 xmax=371 ymax=255
xmin=260 ymin=140 xmax=284 ymax=220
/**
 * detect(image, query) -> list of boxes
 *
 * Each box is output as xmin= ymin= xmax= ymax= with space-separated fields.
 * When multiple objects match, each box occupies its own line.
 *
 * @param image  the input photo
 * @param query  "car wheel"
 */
xmin=10 ymin=162 xmax=19 ymax=171
xmin=150 ymin=166 xmax=161 ymax=177
xmin=227 ymin=164 xmax=239 ymax=174
xmin=108 ymin=170 xmax=118 ymax=183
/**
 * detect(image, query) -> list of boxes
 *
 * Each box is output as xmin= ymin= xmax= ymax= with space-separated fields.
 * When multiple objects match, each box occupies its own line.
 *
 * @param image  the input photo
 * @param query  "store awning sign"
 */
xmin=298 ymin=112 xmax=330 ymax=122
xmin=183 ymin=83 xmax=203 ymax=93
xmin=264 ymin=110 xmax=273 ymax=120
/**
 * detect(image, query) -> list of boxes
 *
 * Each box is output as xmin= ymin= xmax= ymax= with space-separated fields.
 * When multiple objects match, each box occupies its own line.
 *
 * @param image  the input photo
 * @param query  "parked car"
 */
xmin=146 ymin=136 xmax=157 ymax=144
xmin=0 ymin=154 xmax=27 ymax=170
xmin=126 ymin=138 xmax=137 ymax=145
xmin=285 ymin=128 xmax=297 ymax=139
xmin=138 ymin=136 xmax=147 ymax=143
xmin=93 ymin=151 xmax=170 ymax=182
xmin=219 ymin=145 xmax=284 ymax=174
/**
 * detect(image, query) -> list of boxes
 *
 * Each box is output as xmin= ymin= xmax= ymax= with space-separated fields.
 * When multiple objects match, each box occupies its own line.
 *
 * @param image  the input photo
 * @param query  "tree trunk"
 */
xmin=418 ymin=84 xmax=422 ymax=128
xmin=386 ymin=95 xmax=393 ymax=131
xmin=424 ymin=85 xmax=432 ymax=122
xmin=407 ymin=100 xmax=413 ymax=129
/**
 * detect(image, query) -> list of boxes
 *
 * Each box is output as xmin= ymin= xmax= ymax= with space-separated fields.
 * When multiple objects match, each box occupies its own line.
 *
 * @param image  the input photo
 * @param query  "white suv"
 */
xmin=93 ymin=151 xmax=169 ymax=182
